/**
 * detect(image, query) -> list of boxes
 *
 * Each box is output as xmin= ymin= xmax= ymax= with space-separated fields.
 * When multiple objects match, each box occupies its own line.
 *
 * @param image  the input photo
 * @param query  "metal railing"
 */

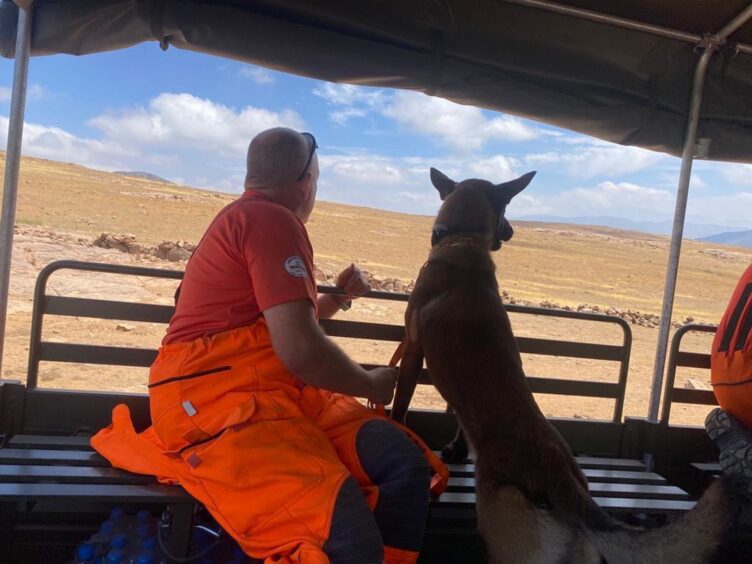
xmin=659 ymin=323 xmax=718 ymax=425
xmin=27 ymin=260 xmax=632 ymax=422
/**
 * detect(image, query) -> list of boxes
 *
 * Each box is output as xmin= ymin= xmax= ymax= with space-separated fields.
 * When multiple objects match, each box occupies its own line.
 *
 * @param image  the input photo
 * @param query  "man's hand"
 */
xmin=336 ymin=263 xmax=370 ymax=298
xmin=367 ymin=366 xmax=398 ymax=405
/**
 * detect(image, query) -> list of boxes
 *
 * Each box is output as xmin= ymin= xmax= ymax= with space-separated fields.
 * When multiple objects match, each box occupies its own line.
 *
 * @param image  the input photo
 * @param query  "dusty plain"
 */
xmin=2 ymin=152 xmax=750 ymax=426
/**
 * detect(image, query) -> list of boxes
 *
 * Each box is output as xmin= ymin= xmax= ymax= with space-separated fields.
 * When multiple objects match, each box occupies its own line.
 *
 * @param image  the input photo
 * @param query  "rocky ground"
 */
xmin=2 ymin=151 xmax=749 ymax=427
xmin=1 ymin=224 xmax=724 ymax=426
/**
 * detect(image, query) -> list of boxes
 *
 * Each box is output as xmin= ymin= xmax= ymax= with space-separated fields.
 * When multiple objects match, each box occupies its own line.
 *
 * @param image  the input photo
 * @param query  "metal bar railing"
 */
xmin=659 ymin=323 xmax=717 ymax=425
xmin=27 ymin=261 xmax=632 ymax=421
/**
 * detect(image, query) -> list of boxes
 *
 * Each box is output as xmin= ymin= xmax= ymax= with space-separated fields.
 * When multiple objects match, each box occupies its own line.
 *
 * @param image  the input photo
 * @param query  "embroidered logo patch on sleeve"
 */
xmin=284 ymin=256 xmax=308 ymax=277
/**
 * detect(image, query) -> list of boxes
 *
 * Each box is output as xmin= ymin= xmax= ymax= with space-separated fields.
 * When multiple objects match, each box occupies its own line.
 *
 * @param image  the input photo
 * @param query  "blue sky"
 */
xmin=1 ymin=42 xmax=751 ymax=229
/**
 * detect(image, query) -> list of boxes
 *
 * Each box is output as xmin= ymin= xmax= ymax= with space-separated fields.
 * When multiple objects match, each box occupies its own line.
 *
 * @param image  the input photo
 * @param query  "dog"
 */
xmin=391 ymin=168 xmax=736 ymax=564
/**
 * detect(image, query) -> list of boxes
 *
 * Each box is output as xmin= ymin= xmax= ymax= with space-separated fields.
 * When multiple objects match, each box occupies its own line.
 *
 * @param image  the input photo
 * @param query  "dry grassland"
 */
xmin=1 ymin=152 xmax=750 ymax=426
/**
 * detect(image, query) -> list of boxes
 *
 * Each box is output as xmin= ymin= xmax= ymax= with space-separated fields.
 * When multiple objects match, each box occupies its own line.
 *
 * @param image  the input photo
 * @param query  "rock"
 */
xmin=684 ymin=378 xmax=712 ymax=391
xmin=116 ymin=324 xmax=135 ymax=332
xmin=155 ymin=240 xmax=195 ymax=262
xmin=94 ymin=232 xmax=149 ymax=255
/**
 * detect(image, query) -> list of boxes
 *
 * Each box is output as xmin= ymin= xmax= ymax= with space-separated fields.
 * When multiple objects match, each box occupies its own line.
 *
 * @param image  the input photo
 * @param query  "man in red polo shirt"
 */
xmin=94 ymin=128 xmax=436 ymax=563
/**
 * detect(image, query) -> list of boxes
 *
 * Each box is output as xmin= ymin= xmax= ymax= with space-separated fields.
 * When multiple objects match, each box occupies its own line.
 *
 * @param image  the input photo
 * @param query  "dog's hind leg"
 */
xmin=391 ymin=310 xmax=423 ymax=425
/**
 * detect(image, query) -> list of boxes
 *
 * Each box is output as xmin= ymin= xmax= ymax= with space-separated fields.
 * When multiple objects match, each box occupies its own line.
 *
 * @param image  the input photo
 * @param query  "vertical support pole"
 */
xmin=0 ymin=4 xmax=33 ymax=374
xmin=646 ymin=50 xmax=713 ymax=423
xmin=646 ymin=2 xmax=752 ymax=425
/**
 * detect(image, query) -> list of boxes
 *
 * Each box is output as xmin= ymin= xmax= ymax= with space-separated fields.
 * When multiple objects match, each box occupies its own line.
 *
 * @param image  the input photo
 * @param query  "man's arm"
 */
xmin=317 ymin=263 xmax=370 ymax=320
xmin=317 ymin=293 xmax=351 ymax=320
xmin=264 ymin=299 xmax=395 ymax=404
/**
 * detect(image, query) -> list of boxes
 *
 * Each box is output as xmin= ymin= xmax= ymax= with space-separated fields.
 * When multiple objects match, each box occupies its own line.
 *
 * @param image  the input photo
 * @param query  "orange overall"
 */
xmin=712 ymin=263 xmax=752 ymax=429
xmin=92 ymin=320 xmax=447 ymax=563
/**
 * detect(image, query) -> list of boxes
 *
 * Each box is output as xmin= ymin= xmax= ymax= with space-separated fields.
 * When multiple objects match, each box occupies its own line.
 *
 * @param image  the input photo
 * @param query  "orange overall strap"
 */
xmin=373 ymin=337 xmax=449 ymax=495
xmin=369 ymin=337 xmax=408 ymax=416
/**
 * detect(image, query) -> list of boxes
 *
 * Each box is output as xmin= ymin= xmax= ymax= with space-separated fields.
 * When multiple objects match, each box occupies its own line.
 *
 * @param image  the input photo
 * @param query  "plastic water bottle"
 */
xmin=130 ymin=536 xmax=165 ymax=564
xmin=136 ymin=522 xmax=154 ymax=540
xmin=106 ymin=549 xmax=125 ymax=563
xmin=131 ymin=553 xmax=155 ymax=564
xmin=110 ymin=533 xmax=130 ymax=552
xmin=111 ymin=508 xmax=138 ymax=535
xmin=90 ymin=520 xmax=116 ymax=558
xmin=68 ymin=542 xmax=96 ymax=563
xmin=136 ymin=510 xmax=153 ymax=523
xmin=110 ymin=508 xmax=125 ymax=521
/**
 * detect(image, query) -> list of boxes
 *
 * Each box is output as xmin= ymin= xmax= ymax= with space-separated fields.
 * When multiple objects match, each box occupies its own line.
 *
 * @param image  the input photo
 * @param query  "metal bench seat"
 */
xmin=1 ymin=435 xmax=692 ymax=515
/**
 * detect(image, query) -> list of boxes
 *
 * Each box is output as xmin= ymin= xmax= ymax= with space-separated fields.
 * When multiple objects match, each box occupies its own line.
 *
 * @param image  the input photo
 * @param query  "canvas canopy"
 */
xmin=2 ymin=0 xmax=752 ymax=162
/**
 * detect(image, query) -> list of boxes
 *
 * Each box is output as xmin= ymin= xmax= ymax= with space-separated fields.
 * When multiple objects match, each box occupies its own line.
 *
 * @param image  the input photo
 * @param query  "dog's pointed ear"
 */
xmin=496 ymin=171 xmax=536 ymax=201
xmin=430 ymin=168 xmax=457 ymax=201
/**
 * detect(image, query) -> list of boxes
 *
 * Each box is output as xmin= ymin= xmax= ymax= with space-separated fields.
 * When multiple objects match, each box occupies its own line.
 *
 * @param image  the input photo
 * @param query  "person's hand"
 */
xmin=367 ymin=366 xmax=397 ymax=405
xmin=335 ymin=263 xmax=370 ymax=299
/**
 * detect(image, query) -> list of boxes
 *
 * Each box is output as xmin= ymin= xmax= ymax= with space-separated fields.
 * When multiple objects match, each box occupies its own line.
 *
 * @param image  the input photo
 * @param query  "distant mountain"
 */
xmin=699 ymin=230 xmax=752 ymax=248
xmin=113 ymin=171 xmax=173 ymax=184
xmin=518 ymin=215 xmax=738 ymax=240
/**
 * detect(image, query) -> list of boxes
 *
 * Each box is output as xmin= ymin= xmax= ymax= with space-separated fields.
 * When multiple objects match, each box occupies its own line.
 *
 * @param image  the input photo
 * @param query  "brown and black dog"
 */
xmin=391 ymin=168 xmax=735 ymax=564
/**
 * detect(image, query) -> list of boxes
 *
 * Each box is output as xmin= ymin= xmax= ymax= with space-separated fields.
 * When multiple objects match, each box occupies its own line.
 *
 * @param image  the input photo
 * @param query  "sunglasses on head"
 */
xmin=297 ymin=132 xmax=318 ymax=181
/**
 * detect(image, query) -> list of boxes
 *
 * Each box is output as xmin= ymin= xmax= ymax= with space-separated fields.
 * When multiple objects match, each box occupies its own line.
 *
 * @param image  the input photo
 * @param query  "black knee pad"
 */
xmin=324 ymin=476 xmax=383 ymax=564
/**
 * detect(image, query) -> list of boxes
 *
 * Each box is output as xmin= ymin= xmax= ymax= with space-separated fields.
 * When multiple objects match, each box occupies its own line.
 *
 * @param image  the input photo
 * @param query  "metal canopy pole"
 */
xmin=647 ymin=2 xmax=752 ymax=423
xmin=502 ymin=0 xmax=752 ymax=54
xmin=0 ymin=3 xmax=33 ymax=374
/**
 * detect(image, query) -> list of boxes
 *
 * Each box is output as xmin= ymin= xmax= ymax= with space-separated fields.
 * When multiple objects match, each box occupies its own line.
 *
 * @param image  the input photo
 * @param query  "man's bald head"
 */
xmin=245 ymin=127 xmax=313 ymax=190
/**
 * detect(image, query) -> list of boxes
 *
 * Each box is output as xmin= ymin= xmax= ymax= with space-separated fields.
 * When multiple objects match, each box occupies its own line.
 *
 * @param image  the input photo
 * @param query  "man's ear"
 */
xmin=430 ymin=168 xmax=457 ymax=201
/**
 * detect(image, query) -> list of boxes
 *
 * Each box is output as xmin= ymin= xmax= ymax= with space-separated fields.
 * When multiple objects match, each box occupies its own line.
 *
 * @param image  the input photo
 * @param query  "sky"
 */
xmin=1 ymin=42 xmax=752 ymax=230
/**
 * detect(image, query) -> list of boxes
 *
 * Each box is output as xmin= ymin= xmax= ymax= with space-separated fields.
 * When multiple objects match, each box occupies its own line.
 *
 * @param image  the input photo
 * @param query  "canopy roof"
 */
xmin=2 ymin=0 xmax=752 ymax=162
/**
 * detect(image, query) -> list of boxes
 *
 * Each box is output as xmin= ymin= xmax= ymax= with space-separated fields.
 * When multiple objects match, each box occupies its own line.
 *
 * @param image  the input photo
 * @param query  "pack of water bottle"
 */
xmin=68 ymin=507 xmax=251 ymax=563
xmin=68 ymin=508 xmax=164 ymax=564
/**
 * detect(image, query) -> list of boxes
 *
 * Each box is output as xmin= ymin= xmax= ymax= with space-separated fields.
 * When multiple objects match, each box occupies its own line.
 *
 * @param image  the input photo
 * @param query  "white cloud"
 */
xmin=721 ymin=164 xmax=752 ymax=187
xmin=314 ymin=83 xmax=386 ymax=126
xmin=1 ymin=83 xmax=46 ymax=103
xmin=89 ymin=93 xmax=304 ymax=157
xmin=320 ymin=154 xmax=405 ymax=185
xmin=0 ymin=91 xmax=305 ymax=194
xmin=239 ymin=66 xmax=275 ymax=85
xmin=330 ymin=108 xmax=367 ymax=125
xmin=0 ymin=116 xmax=136 ymax=170
xmin=687 ymin=192 xmax=752 ymax=227
xmin=524 ymin=144 xmax=664 ymax=178
xmin=313 ymin=83 xmax=385 ymax=108
xmin=467 ymin=155 xmax=520 ymax=181
xmin=313 ymin=84 xmax=538 ymax=150
xmin=568 ymin=181 xmax=673 ymax=210
xmin=658 ymin=171 xmax=707 ymax=190
xmin=27 ymin=84 xmax=45 ymax=100
xmin=316 ymin=151 xmax=534 ymax=214
xmin=507 ymin=192 xmax=554 ymax=217
xmin=316 ymin=150 xmax=752 ymax=226
xmin=383 ymin=91 xmax=538 ymax=151
xmin=517 ymin=181 xmax=674 ymax=220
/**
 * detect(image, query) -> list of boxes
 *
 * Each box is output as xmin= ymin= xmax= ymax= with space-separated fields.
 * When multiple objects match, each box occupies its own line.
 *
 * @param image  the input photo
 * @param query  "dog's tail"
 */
xmin=584 ymin=477 xmax=736 ymax=564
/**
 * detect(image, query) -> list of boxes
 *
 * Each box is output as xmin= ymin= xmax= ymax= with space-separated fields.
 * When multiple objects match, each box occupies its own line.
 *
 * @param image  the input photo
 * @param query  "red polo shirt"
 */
xmin=163 ymin=191 xmax=318 ymax=345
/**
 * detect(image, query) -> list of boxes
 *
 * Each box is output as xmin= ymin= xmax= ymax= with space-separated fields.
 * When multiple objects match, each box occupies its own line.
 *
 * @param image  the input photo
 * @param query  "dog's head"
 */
xmin=429 ymin=168 xmax=536 ymax=251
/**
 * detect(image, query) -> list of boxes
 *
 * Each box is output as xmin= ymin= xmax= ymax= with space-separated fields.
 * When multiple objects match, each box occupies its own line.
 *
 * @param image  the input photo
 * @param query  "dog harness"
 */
xmin=431 ymin=196 xmax=513 ymax=250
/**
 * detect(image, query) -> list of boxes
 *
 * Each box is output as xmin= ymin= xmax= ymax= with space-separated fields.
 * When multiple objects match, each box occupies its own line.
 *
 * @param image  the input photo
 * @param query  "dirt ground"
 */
xmin=1 ymin=153 xmax=750 ymax=426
